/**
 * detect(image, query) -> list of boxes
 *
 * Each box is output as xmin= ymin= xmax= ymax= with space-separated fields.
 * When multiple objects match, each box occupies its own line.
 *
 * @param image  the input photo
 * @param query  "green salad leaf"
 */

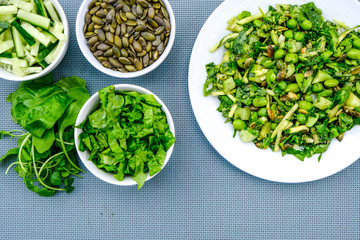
xmin=78 ymin=86 xmax=175 ymax=189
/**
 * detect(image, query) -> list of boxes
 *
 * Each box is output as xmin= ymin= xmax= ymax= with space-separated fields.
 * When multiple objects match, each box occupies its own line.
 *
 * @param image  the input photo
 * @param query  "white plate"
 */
xmin=189 ymin=0 xmax=360 ymax=183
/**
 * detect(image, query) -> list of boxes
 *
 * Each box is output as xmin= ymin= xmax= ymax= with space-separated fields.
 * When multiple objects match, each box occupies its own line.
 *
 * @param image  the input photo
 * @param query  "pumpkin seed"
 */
xmin=137 ymin=50 xmax=147 ymax=57
xmin=94 ymin=50 xmax=103 ymax=57
xmin=121 ymin=48 xmax=128 ymax=57
xmin=106 ymin=32 xmax=114 ymax=43
xmin=89 ymin=6 xmax=100 ymax=15
xmin=97 ymin=43 xmax=111 ymax=50
xmin=95 ymin=9 xmax=106 ymax=18
xmin=106 ymin=9 xmax=115 ymax=23
xmin=92 ymin=16 xmax=103 ymax=25
xmin=134 ymin=58 xmax=143 ymax=70
xmin=97 ymin=28 xmax=105 ymax=41
xmin=125 ymin=65 xmax=137 ymax=72
xmin=148 ymin=19 xmax=158 ymax=28
xmin=88 ymin=36 xmax=99 ymax=46
xmin=104 ymin=48 xmax=113 ymax=57
xmin=141 ymin=32 xmax=156 ymax=41
xmin=119 ymin=57 xmax=132 ymax=65
xmin=102 ymin=60 xmax=113 ymax=69
xmin=109 ymin=57 xmax=123 ymax=68
xmin=143 ymin=53 xmax=149 ymax=67
xmin=126 ymin=12 xmax=136 ymax=20
xmin=113 ymin=46 xmax=121 ymax=57
xmin=161 ymin=7 xmax=169 ymax=19
xmin=122 ymin=37 xmax=129 ymax=48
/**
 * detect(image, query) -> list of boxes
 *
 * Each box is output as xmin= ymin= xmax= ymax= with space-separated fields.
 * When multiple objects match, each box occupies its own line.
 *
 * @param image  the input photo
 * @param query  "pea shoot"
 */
xmin=204 ymin=2 xmax=360 ymax=161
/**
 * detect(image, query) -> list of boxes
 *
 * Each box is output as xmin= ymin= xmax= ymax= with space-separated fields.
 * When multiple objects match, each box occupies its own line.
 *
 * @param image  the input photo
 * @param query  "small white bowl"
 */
xmin=76 ymin=0 xmax=176 ymax=78
xmin=74 ymin=84 xmax=176 ymax=186
xmin=0 ymin=0 xmax=69 ymax=81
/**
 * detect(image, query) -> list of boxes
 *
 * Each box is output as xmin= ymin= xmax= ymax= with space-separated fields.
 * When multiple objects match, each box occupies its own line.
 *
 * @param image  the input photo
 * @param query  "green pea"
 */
xmin=278 ymin=81 xmax=287 ymax=91
xmin=274 ymin=49 xmax=286 ymax=59
xmin=353 ymin=38 xmax=360 ymax=49
xmin=294 ymin=32 xmax=305 ymax=41
xmin=284 ymin=53 xmax=299 ymax=64
xmin=330 ymin=128 xmax=339 ymax=138
xmin=297 ymin=113 xmax=306 ymax=124
xmin=270 ymin=122 xmax=277 ymax=130
xmin=324 ymin=79 xmax=339 ymax=88
xmin=285 ymin=83 xmax=300 ymax=93
xmin=299 ymin=100 xmax=313 ymax=111
xmin=233 ymin=119 xmax=247 ymax=131
xmin=346 ymin=48 xmax=360 ymax=60
xmin=253 ymin=19 xmax=263 ymax=28
xmin=266 ymin=69 xmax=277 ymax=83
xmin=286 ymin=18 xmax=297 ymax=29
xmin=301 ymin=19 xmax=312 ymax=30
xmin=304 ymin=95 xmax=313 ymax=102
xmin=312 ymin=83 xmax=324 ymax=92
xmin=258 ymin=107 xmax=268 ymax=117
xmin=284 ymin=30 xmax=294 ymax=39
xmin=252 ymin=97 xmax=268 ymax=107
xmin=262 ymin=59 xmax=275 ymax=68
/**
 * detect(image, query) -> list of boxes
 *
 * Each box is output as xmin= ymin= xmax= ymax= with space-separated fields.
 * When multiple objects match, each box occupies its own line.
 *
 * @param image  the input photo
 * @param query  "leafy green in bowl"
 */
xmin=74 ymin=84 xmax=176 ymax=189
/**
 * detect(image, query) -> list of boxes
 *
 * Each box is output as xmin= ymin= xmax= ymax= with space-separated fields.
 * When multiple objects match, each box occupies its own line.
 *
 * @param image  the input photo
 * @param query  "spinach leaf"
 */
xmin=300 ymin=2 xmax=323 ymax=28
xmin=32 ymin=128 xmax=55 ymax=153
xmin=232 ymin=29 xmax=247 ymax=55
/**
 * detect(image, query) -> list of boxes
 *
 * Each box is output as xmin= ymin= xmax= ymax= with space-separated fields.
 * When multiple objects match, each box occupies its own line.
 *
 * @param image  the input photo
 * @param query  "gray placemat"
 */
xmin=0 ymin=0 xmax=359 ymax=239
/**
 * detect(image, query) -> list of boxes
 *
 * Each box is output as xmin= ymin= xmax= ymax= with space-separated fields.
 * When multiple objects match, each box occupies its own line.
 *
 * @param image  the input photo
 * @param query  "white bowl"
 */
xmin=76 ymin=0 xmax=176 ymax=78
xmin=0 ymin=0 xmax=69 ymax=81
xmin=74 ymin=84 xmax=176 ymax=186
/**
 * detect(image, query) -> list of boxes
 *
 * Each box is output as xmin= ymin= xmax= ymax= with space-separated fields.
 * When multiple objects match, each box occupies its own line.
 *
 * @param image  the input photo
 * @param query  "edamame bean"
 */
xmin=353 ymin=38 xmax=360 ymax=49
xmin=346 ymin=48 xmax=360 ymax=60
xmin=297 ymin=113 xmax=306 ymax=124
xmin=278 ymin=81 xmax=287 ymax=91
xmin=324 ymin=79 xmax=339 ymax=88
xmin=286 ymin=18 xmax=297 ymax=29
xmin=304 ymin=95 xmax=313 ymax=102
xmin=301 ymin=19 xmax=312 ymax=30
xmin=266 ymin=69 xmax=277 ymax=82
xmin=253 ymin=19 xmax=263 ymax=28
xmin=284 ymin=53 xmax=299 ymax=64
xmin=258 ymin=107 xmax=268 ymax=117
xmin=312 ymin=83 xmax=324 ymax=92
xmin=253 ymin=97 xmax=268 ymax=107
xmin=274 ymin=49 xmax=286 ymax=59
xmin=233 ymin=119 xmax=246 ymax=131
xmin=294 ymin=32 xmax=305 ymax=41
xmin=299 ymin=100 xmax=313 ymax=111
xmin=285 ymin=83 xmax=300 ymax=92
xmin=284 ymin=30 xmax=293 ymax=39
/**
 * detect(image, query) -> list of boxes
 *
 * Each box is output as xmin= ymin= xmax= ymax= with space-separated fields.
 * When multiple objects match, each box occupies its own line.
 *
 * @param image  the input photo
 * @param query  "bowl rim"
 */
xmin=0 ymin=0 xmax=69 ymax=81
xmin=74 ymin=84 xmax=176 ymax=186
xmin=75 ymin=0 xmax=176 ymax=78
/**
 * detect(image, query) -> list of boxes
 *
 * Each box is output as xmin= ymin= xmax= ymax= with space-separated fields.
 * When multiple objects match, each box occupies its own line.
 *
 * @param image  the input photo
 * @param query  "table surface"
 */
xmin=0 ymin=0 xmax=359 ymax=239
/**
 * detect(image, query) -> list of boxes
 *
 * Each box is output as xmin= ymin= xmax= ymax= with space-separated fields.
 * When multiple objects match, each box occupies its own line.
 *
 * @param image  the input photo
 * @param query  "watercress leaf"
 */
xmin=64 ymin=178 xmax=74 ymax=193
xmin=24 ymin=177 xmax=55 ymax=197
xmin=50 ymin=171 xmax=62 ymax=186
xmin=32 ymin=128 xmax=55 ymax=153
xmin=0 ymin=147 xmax=19 ymax=162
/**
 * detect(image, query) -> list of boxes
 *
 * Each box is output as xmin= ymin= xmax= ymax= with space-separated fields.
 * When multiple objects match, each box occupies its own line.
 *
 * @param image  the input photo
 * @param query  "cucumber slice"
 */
xmin=35 ymin=40 xmax=57 ymax=62
xmin=44 ymin=39 xmax=63 ymax=64
xmin=38 ymin=59 xmax=48 ymax=68
xmin=0 ymin=39 xmax=14 ymax=54
xmin=24 ymin=48 xmax=36 ymax=65
xmin=0 ymin=52 xmax=13 ymax=58
xmin=0 ymin=21 xmax=9 ymax=29
xmin=30 ymin=40 xmax=39 ymax=55
xmin=0 ymin=57 xmax=27 ymax=67
xmin=11 ymin=20 xmax=36 ymax=46
xmin=22 ymin=66 xmax=42 ymax=73
xmin=34 ymin=0 xmax=47 ymax=17
xmin=11 ymin=26 xmax=24 ymax=57
xmin=44 ymin=0 xmax=59 ymax=22
xmin=8 ymin=0 xmax=33 ymax=12
xmin=0 ymin=5 xmax=17 ymax=15
xmin=17 ymin=9 xmax=50 ymax=30
xmin=20 ymin=22 xmax=50 ymax=46
xmin=41 ymin=30 xmax=57 ymax=43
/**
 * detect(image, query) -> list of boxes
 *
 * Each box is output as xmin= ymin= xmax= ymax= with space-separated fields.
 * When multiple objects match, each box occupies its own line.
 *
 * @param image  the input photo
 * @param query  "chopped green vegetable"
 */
xmin=204 ymin=2 xmax=360 ymax=161
xmin=78 ymin=86 xmax=175 ymax=189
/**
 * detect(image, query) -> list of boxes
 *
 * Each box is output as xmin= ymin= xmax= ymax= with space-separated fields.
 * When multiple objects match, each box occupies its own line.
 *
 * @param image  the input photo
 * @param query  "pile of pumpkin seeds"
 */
xmin=84 ymin=0 xmax=171 ymax=73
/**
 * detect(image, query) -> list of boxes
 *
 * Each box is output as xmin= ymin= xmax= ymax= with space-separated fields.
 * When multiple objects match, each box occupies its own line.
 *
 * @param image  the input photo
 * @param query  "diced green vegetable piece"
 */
xmin=11 ymin=26 xmax=24 ymax=58
xmin=17 ymin=9 xmax=50 ymax=30
xmin=313 ymin=97 xmax=332 ymax=110
xmin=8 ymin=0 xmax=33 ymax=12
xmin=0 ymin=39 xmax=14 ymax=54
xmin=44 ymin=0 xmax=59 ymax=22
xmin=35 ymin=41 xmax=57 ymax=62
xmin=239 ymin=130 xmax=257 ymax=142
xmin=34 ymin=0 xmax=47 ymax=17
xmin=11 ymin=20 xmax=36 ymax=46
xmin=345 ymin=92 xmax=360 ymax=108
xmin=223 ymin=77 xmax=236 ymax=93
xmin=20 ymin=22 xmax=50 ymax=46
xmin=306 ymin=113 xmax=319 ymax=127
xmin=0 ymin=5 xmax=17 ymax=15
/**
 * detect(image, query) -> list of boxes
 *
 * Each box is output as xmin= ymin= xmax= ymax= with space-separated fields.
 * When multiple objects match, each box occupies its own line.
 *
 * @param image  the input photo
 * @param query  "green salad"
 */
xmin=204 ymin=2 xmax=360 ymax=161
xmin=78 ymin=86 xmax=175 ymax=189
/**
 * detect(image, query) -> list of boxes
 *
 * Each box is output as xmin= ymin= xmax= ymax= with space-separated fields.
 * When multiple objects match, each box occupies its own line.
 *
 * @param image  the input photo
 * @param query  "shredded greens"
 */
xmin=78 ymin=86 xmax=175 ymax=189
xmin=204 ymin=2 xmax=360 ymax=161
